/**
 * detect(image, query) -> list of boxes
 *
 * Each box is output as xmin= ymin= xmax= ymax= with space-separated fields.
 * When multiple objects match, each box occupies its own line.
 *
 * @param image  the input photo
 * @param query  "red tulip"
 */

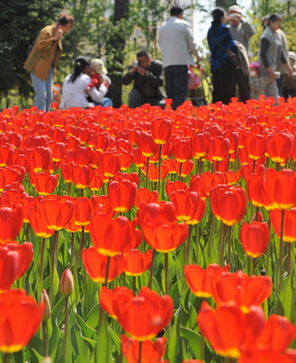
xmin=134 ymin=188 xmax=159 ymax=210
xmin=191 ymin=131 xmax=210 ymax=159
xmin=210 ymin=185 xmax=246 ymax=226
xmin=73 ymin=197 xmax=93 ymax=226
xmin=197 ymin=301 xmax=265 ymax=359
xmin=173 ymin=138 xmax=191 ymax=162
xmin=184 ymin=264 xmax=229 ymax=298
xmin=263 ymin=169 xmax=296 ymax=210
xmin=100 ymin=151 xmax=122 ymax=177
xmin=116 ymin=287 xmax=173 ymax=341
xmin=138 ymin=132 xmax=158 ymax=158
xmin=121 ymin=335 xmax=167 ymax=363
xmin=28 ymin=205 xmax=54 ymax=238
xmin=165 ymin=180 xmax=187 ymax=199
xmin=244 ymin=133 xmax=266 ymax=160
xmin=133 ymin=148 xmax=147 ymax=168
xmin=82 ymin=248 xmax=124 ymax=283
xmin=173 ymin=160 xmax=194 ymax=177
xmin=208 ymin=136 xmax=230 ymax=161
xmin=89 ymin=213 xmax=137 ymax=256
xmin=0 ymin=205 xmax=23 ymax=243
xmin=73 ymin=145 xmax=94 ymax=166
xmin=170 ymin=189 xmax=198 ymax=222
xmin=151 ymin=118 xmax=173 ymax=145
xmin=48 ymin=141 xmax=66 ymax=162
xmin=0 ymin=144 xmax=14 ymax=167
xmin=28 ymin=146 xmax=52 ymax=172
xmin=0 ymin=289 xmax=44 ymax=353
xmin=247 ymin=174 xmax=272 ymax=209
xmin=211 ymin=271 xmax=272 ymax=313
xmin=108 ymin=179 xmax=137 ymax=213
xmin=201 ymin=171 xmax=226 ymax=197
xmin=4 ymin=242 xmax=33 ymax=280
xmin=265 ymin=132 xmax=293 ymax=164
xmin=270 ymin=208 xmax=296 ymax=242
xmin=32 ymin=173 xmax=59 ymax=196
xmin=99 ymin=286 xmax=134 ymax=319
xmin=240 ymin=221 xmax=270 ymax=258
xmin=38 ymin=195 xmax=74 ymax=231
xmin=123 ymin=249 xmax=152 ymax=276
xmin=72 ymin=164 xmax=93 ymax=189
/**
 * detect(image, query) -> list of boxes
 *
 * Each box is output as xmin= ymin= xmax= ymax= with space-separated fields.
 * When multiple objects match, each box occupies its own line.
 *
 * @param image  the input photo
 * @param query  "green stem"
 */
xmin=3 ymin=353 xmax=8 ymax=363
xmin=186 ymin=225 xmax=193 ymax=265
xmin=42 ymin=321 xmax=48 ymax=356
xmin=288 ymin=243 xmax=291 ymax=277
xmin=49 ymin=231 xmax=57 ymax=304
xmin=279 ymin=209 xmax=285 ymax=290
xmin=252 ymin=258 xmax=256 ymax=275
xmin=179 ymin=162 xmax=182 ymax=181
xmin=133 ymin=276 xmax=136 ymax=294
xmin=70 ymin=233 xmax=74 ymax=266
xmin=165 ymin=253 xmax=169 ymax=295
xmin=195 ymin=223 xmax=199 ymax=264
xmin=200 ymin=334 xmax=205 ymax=361
xmin=146 ymin=157 xmax=149 ymax=189
xmin=158 ymin=145 xmax=162 ymax=193
xmin=104 ymin=256 xmax=111 ymax=287
xmin=76 ymin=226 xmax=85 ymax=273
xmin=63 ymin=297 xmax=69 ymax=363
xmin=40 ymin=237 xmax=45 ymax=282
xmin=219 ymin=222 xmax=225 ymax=267
xmin=266 ymin=218 xmax=271 ymax=277
xmin=228 ymin=226 xmax=232 ymax=270
xmin=149 ymin=249 xmax=156 ymax=289
xmin=138 ymin=341 xmax=142 ymax=363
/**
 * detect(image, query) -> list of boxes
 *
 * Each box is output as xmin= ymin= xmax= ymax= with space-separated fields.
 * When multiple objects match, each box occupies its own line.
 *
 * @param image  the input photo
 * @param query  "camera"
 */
xmin=132 ymin=60 xmax=139 ymax=68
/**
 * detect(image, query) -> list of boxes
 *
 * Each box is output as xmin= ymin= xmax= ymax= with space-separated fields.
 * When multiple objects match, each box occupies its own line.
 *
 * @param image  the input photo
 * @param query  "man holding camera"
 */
xmin=122 ymin=49 xmax=166 ymax=108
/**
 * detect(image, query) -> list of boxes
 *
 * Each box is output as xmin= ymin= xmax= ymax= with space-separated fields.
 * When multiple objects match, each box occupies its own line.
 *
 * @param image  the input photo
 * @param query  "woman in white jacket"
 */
xmin=59 ymin=56 xmax=112 ymax=109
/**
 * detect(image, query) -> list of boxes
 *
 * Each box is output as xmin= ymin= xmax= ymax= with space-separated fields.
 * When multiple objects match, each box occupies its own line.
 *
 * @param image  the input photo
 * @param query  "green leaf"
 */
xmin=76 ymin=313 xmax=97 ymax=340
xmin=279 ymin=271 xmax=294 ymax=321
xmin=166 ymin=309 xmax=181 ymax=363
xmin=95 ymin=313 xmax=113 ymax=363
xmin=180 ymin=326 xmax=201 ymax=359
xmin=75 ymin=325 xmax=90 ymax=362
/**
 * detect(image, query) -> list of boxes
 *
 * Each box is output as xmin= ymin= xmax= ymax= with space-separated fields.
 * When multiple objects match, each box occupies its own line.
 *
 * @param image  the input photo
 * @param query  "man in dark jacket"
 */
xmin=122 ymin=49 xmax=166 ymax=108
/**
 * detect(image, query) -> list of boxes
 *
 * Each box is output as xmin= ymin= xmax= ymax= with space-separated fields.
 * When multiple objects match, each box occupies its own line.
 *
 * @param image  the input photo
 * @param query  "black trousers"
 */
xmin=164 ymin=65 xmax=188 ymax=110
xmin=212 ymin=63 xmax=236 ymax=105
xmin=235 ymin=68 xmax=250 ymax=102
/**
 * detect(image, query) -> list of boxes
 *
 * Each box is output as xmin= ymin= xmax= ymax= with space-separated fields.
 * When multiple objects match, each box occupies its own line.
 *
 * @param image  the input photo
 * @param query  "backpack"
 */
xmin=234 ymin=40 xmax=250 ymax=77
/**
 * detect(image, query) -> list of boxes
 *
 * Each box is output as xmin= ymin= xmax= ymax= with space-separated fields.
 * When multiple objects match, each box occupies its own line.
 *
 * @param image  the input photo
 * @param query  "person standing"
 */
xmin=24 ymin=14 xmax=74 ymax=112
xmin=258 ymin=13 xmax=292 ymax=104
xmin=227 ymin=5 xmax=255 ymax=102
xmin=283 ymin=52 xmax=296 ymax=100
xmin=207 ymin=8 xmax=237 ymax=105
xmin=158 ymin=5 xmax=200 ymax=110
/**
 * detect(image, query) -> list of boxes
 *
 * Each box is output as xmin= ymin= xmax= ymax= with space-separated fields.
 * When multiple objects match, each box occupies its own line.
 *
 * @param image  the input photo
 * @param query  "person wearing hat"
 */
xmin=122 ymin=49 xmax=166 ymax=108
xmin=24 ymin=14 xmax=74 ymax=112
xmin=86 ymin=59 xmax=110 ymax=93
xmin=158 ymin=5 xmax=201 ymax=110
xmin=249 ymin=61 xmax=275 ymax=100
xmin=283 ymin=52 xmax=296 ymax=100
xmin=59 ymin=56 xmax=112 ymax=109
xmin=227 ymin=5 xmax=255 ymax=57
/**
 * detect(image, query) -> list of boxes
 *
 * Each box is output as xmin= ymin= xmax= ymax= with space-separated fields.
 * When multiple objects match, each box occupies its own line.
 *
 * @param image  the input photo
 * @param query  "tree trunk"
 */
xmin=215 ymin=0 xmax=236 ymax=9
xmin=108 ymin=0 xmax=129 ymax=108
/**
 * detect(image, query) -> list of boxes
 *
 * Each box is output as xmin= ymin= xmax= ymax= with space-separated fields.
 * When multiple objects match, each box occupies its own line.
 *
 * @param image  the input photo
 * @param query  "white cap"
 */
xmin=91 ymin=58 xmax=107 ymax=75
xmin=288 ymin=52 xmax=296 ymax=61
xmin=228 ymin=5 xmax=242 ymax=14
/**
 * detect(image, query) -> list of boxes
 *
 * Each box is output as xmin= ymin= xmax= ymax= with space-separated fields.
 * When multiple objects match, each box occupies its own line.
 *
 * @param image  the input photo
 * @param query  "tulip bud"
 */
xmin=39 ymin=289 xmax=51 ymax=322
xmin=250 ymin=211 xmax=263 ymax=223
xmin=60 ymin=269 xmax=74 ymax=297
xmin=41 ymin=357 xmax=52 ymax=363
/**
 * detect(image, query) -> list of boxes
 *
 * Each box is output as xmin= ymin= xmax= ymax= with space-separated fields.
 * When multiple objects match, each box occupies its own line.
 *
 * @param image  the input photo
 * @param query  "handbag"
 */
xmin=209 ymin=29 xmax=240 ymax=70
xmin=188 ymin=65 xmax=202 ymax=89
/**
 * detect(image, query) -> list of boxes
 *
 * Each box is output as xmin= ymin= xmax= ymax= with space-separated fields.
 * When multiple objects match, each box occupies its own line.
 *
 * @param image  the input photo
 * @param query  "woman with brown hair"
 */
xmin=24 ymin=14 xmax=74 ymax=112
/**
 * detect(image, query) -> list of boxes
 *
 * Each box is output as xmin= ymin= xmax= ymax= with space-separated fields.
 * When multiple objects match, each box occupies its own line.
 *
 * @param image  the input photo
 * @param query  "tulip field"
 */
xmin=2 ymin=96 xmax=296 ymax=363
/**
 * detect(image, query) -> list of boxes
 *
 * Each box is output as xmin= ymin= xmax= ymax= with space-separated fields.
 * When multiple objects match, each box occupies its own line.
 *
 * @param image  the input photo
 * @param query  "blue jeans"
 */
xmin=30 ymin=68 xmax=53 ymax=112
xmin=94 ymin=97 xmax=113 ymax=107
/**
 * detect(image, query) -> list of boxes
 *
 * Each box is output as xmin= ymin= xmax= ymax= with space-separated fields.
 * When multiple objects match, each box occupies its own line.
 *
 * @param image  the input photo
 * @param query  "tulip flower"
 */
xmin=170 ymin=189 xmax=198 ymax=222
xmin=121 ymin=335 xmax=167 ymax=363
xmin=151 ymin=118 xmax=173 ymax=145
xmin=240 ymin=221 xmax=270 ymax=258
xmin=244 ymin=133 xmax=266 ymax=160
xmin=173 ymin=138 xmax=191 ymax=162
xmin=134 ymin=188 xmax=159 ymax=210
xmin=138 ymin=132 xmax=158 ymax=158
xmin=210 ymin=184 xmax=246 ymax=226
xmin=0 ymin=205 xmax=23 ymax=243
xmin=82 ymin=247 xmax=124 ymax=283
xmin=191 ymin=131 xmax=210 ymax=159
xmin=29 ymin=206 xmax=55 ymax=238
xmin=100 ymin=151 xmax=122 ymax=178
xmin=99 ymin=286 xmax=134 ymax=319
xmin=28 ymin=146 xmax=52 ymax=172
xmin=211 ymin=271 xmax=272 ymax=313
xmin=108 ymin=179 xmax=137 ymax=213
xmin=72 ymin=164 xmax=93 ymax=189
xmin=32 ymin=173 xmax=59 ymax=196
xmin=0 ymin=144 xmax=14 ymax=167
xmin=116 ymin=287 xmax=173 ymax=341
xmin=184 ymin=264 xmax=229 ymax=298
xmin=270 ymin=208 xmax=296 ymax=242
xmin=39 ymin=195 xmax=74 ymax=231
xmin=123 ymin=249 xmax=152 ymax=276
xmin=90 ymin=213 xmax=137 ymax=256
xmin=247 ymin=174 xmax=272 ymax=209
xmin=265 ymin=132 xmax=293 ymax=164
xmin=73 ymin=197 xmax=93 ymax=226
xmin=208 ymin=136 xmax=230 ymax=162
xmin=197 ymin=301 xmax=265 ymax=359
xmin=0 ymin=289 xmax=44 ymax=353
xmin=200 ymin=171 xmax=226 ymax=197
